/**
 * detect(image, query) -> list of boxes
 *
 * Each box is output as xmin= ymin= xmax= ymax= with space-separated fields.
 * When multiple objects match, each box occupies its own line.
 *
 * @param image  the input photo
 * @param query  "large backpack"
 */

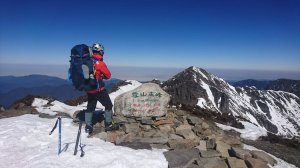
xmin=68 ymin=44 xmax=98 ymax=91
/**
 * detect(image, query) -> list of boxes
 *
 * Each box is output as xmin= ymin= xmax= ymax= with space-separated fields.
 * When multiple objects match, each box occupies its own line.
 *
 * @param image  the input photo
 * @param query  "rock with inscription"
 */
xmin=114 ymin=83 xmax=170 ymax=117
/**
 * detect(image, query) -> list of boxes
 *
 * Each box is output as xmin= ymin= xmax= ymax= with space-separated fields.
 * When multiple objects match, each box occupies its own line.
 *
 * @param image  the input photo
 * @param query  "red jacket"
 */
xmin=87 ymin=53 xmax=111 ymax=94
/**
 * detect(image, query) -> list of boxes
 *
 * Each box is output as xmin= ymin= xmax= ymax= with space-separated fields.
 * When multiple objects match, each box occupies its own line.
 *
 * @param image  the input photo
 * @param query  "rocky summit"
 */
xmin=114 ymin=83 xmax=170 ymax=117
xmin=162 ymin=66 xmax=300 ymax=137
xmin=88 ymin=107 xmax=278 ymax=168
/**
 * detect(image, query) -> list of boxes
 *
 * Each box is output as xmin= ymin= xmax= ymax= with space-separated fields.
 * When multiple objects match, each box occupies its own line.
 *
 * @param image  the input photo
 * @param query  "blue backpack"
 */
xmin=68 ymin=44 xmax=98 ymax=91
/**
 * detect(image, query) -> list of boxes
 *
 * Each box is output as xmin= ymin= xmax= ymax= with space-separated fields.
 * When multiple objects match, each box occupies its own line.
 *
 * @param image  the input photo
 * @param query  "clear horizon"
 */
xmin=1 ymin=0 xmax=300 ymax=72
xmin=1 ymin=63 xmax=299 ymax=81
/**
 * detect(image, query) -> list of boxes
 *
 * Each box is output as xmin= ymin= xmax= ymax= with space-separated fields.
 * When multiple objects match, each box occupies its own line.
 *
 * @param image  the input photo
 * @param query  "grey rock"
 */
xmin=114 ymin=83 xmax=170 ymax=117
xmin=126 ymin=117 xmax=137 ymax=123
xmin=202 ymin=122 xmax=210 ymax=130
xmin=197 ymin=157 xmax=229 ymax=168
xmin=139 ymin=124 xmax=152 ymax=131
xmin=187 ymin=116 xmax=203 ymax=125
xmin=231 ymin=147 xmax=252 ymax=160
xmin=216 ymin=141 xmax=231 ymax=158
xmin=221 ymin=135 xmax=241 ymax=146
xmin=174 ymin=110 xmax=186 ymax=116
xmin=250 ymin=150 xmax=277 ymax=166
xmin=150 ymin=143 xmax=170 ymax=150
xmin=141 ymin=119 xmax=154 ymax=125
xmin=227 ymin=157 xmax=247 ymax=168
xmin=245 ymin=158 xmax=269 ymax=168
xmin=195 ymin=140 xmax=207 ymax=151
xmin=177 ymin=116 xmax=188 ymax=123
xmin=169 ymin=134 xmax=184 ymax=140
xmin=124 ymin=123 xmax=140 ymax=133
xmin=168 ymin=139 xmax=199 ymax=150
xmin=163 ymin=149 xmax=200 ymax=168
xmin=135 ymin=137 xmax=169 ymax=144
xmin=117 ymin=141 xmax=152 ymax=150
xmin=158 ymin=124 xmax=174 ymax=134
xmin=176 ymin=124 xmax=197 ymax=139
xmin=206 ymin=138 xmax=216 ymax=149
xmin=199 ymin=150 xmax=222 ymax=158
xmin=192 ymin=125 xmax=203 ymax=136
xmin=202 ymin=129 xmax=213 ymax=136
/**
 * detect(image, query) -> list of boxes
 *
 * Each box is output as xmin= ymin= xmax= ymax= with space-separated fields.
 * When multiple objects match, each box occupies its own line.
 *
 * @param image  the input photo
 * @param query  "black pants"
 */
xmin=87 ymin=90 xmax=113 ymax=112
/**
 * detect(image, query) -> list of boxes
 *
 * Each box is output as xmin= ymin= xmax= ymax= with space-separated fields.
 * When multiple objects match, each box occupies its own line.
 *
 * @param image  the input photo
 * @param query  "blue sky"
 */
xmin=0 ymin=0 xmax=300 ymax=80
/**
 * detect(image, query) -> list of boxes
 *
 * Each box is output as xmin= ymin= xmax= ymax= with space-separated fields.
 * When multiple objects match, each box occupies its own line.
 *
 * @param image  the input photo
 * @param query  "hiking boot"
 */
xmin=105 ymin=122 xmax=120 ymax=132
xmin=85 ymin=124 xmax=93 ymax=134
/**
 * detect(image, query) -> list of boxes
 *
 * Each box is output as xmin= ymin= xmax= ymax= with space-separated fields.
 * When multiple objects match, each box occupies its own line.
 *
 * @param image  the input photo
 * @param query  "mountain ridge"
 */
xmin=0 ymin=75 xmax=121 ymax=108
xmin=162 ymin=66 xmax=300 ymax=137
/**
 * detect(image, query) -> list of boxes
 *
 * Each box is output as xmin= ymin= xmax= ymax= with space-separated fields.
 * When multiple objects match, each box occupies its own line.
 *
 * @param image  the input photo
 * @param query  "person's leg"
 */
xmin=96 ymin=90 xmax=115 ymax=131
xmin=85 ymin=93 xmax=97 ymax=134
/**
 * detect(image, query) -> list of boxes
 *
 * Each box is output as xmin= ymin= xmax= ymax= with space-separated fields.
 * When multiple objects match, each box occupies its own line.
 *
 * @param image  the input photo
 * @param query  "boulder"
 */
xmin=158 ymin=124 xmax=174 ymax=134
xmin=221 ymin=135 xmax=241 ymax=146
xmin=206 ymin=138 xmax=216 ymax=149
xmin=227 ymin=157 xmax=247 ymax=168
xmin=231 ymin=147 xmax=252 ymax=160
xmin=202 ymin=122 xmax=210 ymax=130
xmin=114 ymin=83 xmax=170 ymax=117
xmin=106 ymin=131 xmax=125 ymax=143
xmin=141 ymin=118 xmax=154 ymax=125
xmin=216 ymin=141 xmax=231 ymax=158
xmin=117 ymin=141 xmax=152 ymax=150
xmin=245 ymin=158 xmax=269 ymax=168
xmin=168 ymin=139 xmax=199 ymax=150
xmin=197 ymin=157 xmax=229 ymax=168
xmin=192 ymin=125 xmax=203 ymax=136
xmin=124 ymin=123 xmax=140 ymax=133
xmin=199 ymin=150 xmax=222 ymax=158
xmin=164 ymin=149 xmax=200 ymax=168
xmin=187 ymin=116 xmax=203 ymax=125
xmin=169 ymin=134 xmax=184 ymax=140
xmin=176 ymin=124 xmax=197 ymax=139
xmin=250 ymin=150 xmax=277 ymax=166
xmin=195 ymin=140 xmax=207 ymax=151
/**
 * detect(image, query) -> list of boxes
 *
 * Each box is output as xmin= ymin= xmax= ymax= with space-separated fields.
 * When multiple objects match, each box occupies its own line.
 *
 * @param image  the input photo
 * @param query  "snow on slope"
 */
xmin=0 ymin=114 xmax=167 ymax=168
xmin=163 ymin=66 xmax=300 ymax=137
xmin=216 ymin=122 xmax=267 ymax=141
xmin=190 ymin=67 xmax=300 ymax=137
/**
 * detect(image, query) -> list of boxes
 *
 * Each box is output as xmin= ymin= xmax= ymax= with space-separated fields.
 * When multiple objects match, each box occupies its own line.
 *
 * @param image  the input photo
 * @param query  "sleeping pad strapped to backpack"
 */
xmin=69 ymin=44 xmax=98 ymax=91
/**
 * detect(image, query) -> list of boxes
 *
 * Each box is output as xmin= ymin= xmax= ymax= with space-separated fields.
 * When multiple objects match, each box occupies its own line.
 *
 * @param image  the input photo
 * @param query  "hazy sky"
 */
xmin=1 ymin=0 xmax=300 ymax=77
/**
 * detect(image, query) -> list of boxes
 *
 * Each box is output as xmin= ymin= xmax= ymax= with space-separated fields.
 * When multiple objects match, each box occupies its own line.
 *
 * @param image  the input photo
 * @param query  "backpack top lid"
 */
xmin=71 ymin=44 xmax=90 ymax=57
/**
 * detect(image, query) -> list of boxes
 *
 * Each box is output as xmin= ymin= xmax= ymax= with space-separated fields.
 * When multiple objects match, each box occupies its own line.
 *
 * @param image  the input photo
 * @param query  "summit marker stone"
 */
xmin=114 ymin=83 xmax=170 ymax=117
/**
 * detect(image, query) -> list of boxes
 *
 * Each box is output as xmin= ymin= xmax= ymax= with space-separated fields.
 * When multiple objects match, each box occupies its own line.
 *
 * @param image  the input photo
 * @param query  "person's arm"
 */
xmin=95 ymin=61 xmax=111 ymax=79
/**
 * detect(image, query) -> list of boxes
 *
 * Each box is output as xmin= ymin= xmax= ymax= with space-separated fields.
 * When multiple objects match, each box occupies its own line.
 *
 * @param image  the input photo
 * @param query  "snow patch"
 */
xmin=197 ymin=98 xmax=207 ymax=108
xmin=200 ymin=81 xmax=218 ymax=110
xmin=192 ymin=66 xmax=208 ymax=80
xmin=216 ymin=121 xmax=267 ymax=140
xmin=0 ymin=114 xmax=168 ymax=168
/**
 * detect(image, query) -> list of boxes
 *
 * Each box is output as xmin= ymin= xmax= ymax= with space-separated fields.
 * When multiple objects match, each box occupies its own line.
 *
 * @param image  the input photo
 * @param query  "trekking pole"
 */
xmin=74 ymin=121 xmax=82 ymax=155
xmin=49 ymin=117 xmax=62 ymax=155
xmin=58 ymin=117 xmax=62 ymax=155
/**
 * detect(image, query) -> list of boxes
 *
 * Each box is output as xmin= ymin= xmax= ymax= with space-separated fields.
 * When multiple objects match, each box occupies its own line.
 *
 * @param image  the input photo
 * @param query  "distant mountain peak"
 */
xmin=163 ymin=66 xmax=300 ymax=138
